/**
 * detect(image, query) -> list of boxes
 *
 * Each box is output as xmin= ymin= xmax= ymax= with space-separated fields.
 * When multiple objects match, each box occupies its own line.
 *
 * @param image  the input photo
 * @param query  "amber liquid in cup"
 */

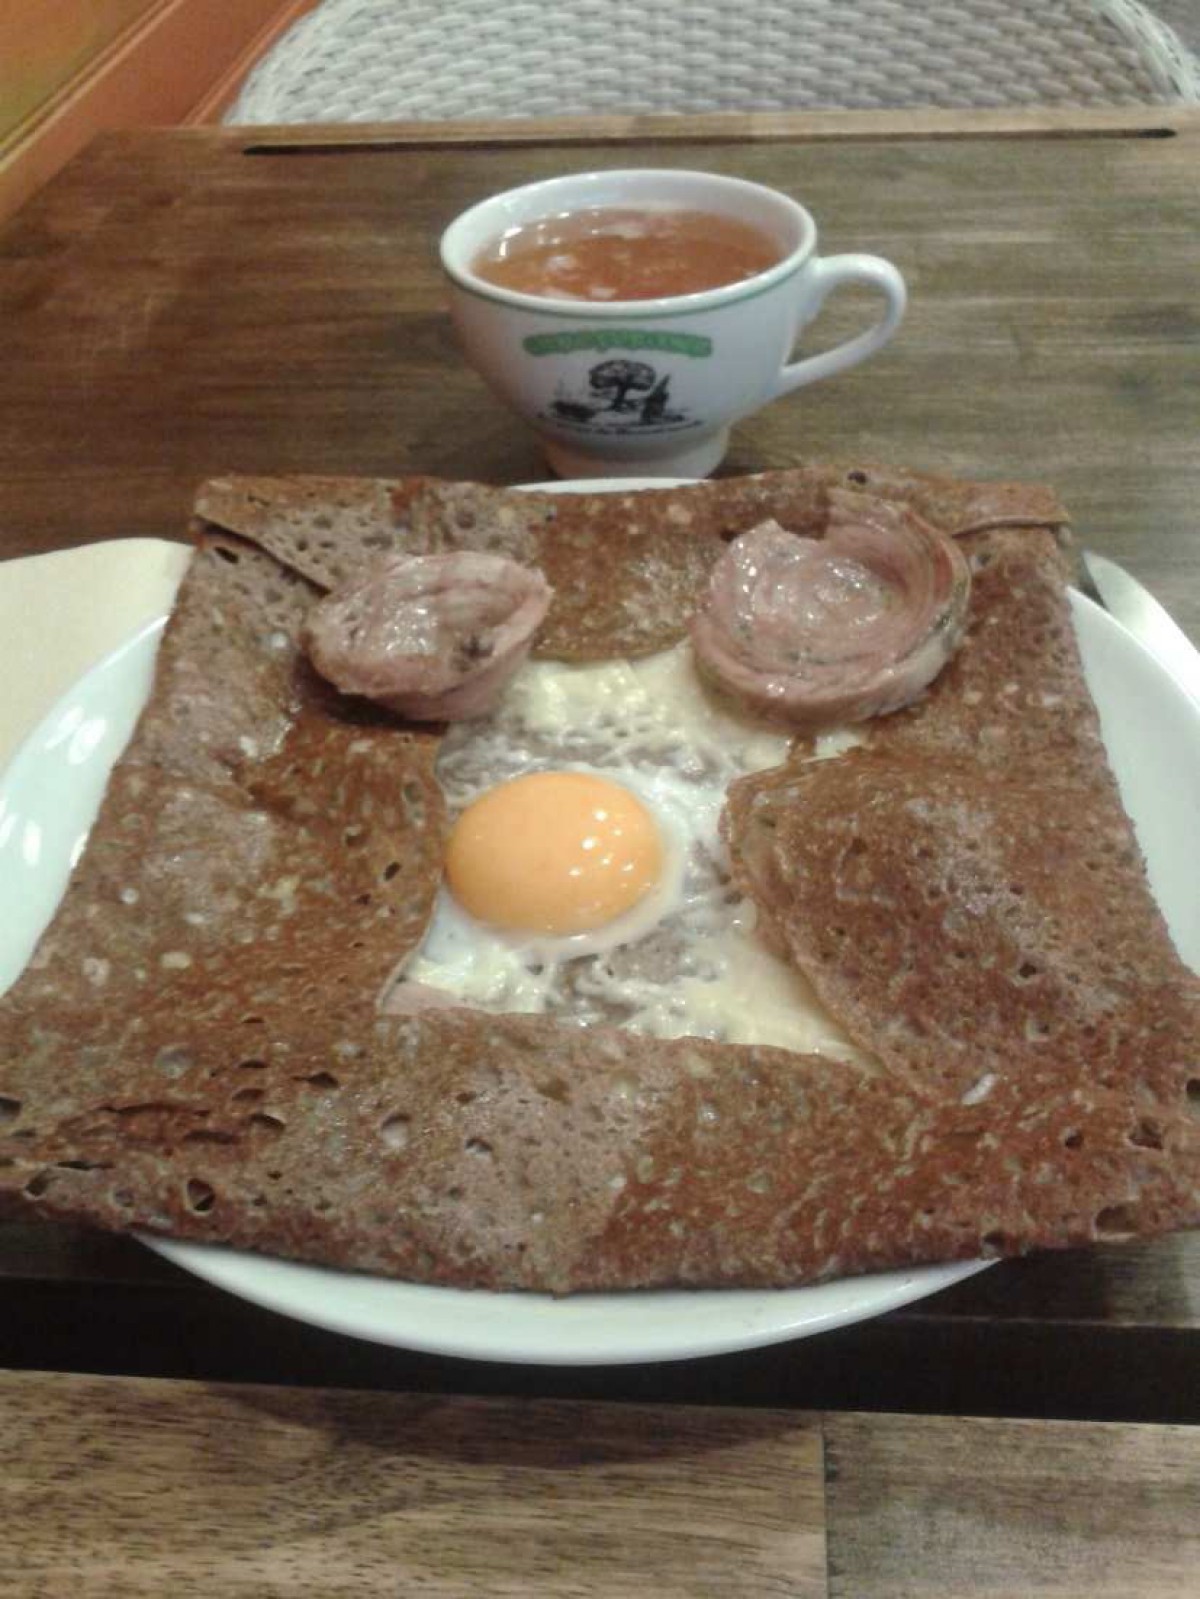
xmin=471 ymin=206 xmax=783 ymax=301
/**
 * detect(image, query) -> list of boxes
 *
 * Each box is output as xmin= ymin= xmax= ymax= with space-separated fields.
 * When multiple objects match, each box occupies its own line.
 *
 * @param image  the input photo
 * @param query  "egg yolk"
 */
xmin=444 ymin=771 xmax=664 ymax=936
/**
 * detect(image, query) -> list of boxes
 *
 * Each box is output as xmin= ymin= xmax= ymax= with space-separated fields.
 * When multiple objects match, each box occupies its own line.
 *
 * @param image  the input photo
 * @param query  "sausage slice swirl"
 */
xmin=690 ymin=489 xmax=971 ymax=729
xmin=303 ymin=551 xmax=552 ymax=721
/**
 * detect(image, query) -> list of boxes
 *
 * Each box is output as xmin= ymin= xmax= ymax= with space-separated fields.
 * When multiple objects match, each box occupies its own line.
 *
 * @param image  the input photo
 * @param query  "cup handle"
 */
xmin=769 ymin=254 xmax=907 ymax=399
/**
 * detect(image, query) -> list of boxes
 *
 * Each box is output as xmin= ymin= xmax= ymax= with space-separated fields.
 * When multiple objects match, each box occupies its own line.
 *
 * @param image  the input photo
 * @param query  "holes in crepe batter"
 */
xmin=343 ymin=825 xmax=367 ymax=849
xmin=381 ymin=1112 xmax=411 ymax=1150
xmin=401 ymin=787 xmax=426 ymax=827
xmin=213 ymin=546 xmax=240 ymax=565
xmin=845 ymin=468 xmax=869 ymax=486
xmin=1095 ymin=1203 xmax=1138 ymax=1238
xmin=1063 ymin=1130 xmax=1084 ymax=1151
xmin=1014 ymin=961 xmax=1041 ymax=983
xmin=238 ymin=1057 xmax=268 ymax=1071
xmin=185 ymin=1178 xmax=216 ymax=1214
xmin=240 ymin=1014 xmax=266 ymax=1028
xmin=1128 ymin=1119 xmax=1165 ymax=1151
xmin=382 ymin=862 xmax=401 ymax=882
xmin=1186 ymin=1079 xmax=1200 ymax=1120
xmin=465 ymin=1137 xmax=493 ymax=1158
xmin=981 ymin=1229 xmax=1005 ymax=1254
xmin=354 ymin=892 xmax=372 ymax=908
xmin=154 ymin=1045 xmax=194 ymax=1079
xmin=231 ymin=1086 xmax=264 ymax=1105
xmin=24 ymin=1170 xmax=54 ymax=1199
xmin=301 ymin=1071 xmax=340 ymax=1090
xmin=245 ymin=1112 xmax=286 ymax=1135
xmin=0 ymin=1096 xmax=21 ymax=1124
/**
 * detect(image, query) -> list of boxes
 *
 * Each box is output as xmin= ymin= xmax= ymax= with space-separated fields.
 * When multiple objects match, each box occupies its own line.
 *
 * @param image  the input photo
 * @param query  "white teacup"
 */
xmin=440 ymin=168 xmax=906 ymax=479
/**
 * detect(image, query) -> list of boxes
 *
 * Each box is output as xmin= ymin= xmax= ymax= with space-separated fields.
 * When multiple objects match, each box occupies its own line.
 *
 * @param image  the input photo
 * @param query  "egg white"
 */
xmin=388 ymin=642 xmax=865 ymax=1059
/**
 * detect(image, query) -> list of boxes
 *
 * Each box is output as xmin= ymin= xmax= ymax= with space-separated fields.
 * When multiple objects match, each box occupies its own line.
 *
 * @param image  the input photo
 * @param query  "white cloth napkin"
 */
xmin=0 ymin=540 xmax=192 ymax=769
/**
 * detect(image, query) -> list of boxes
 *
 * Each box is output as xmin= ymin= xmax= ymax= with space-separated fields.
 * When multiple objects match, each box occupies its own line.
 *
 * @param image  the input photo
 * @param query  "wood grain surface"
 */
xmin=235 ymin=104 xmax=1189 ymax=146
xmin=824 ymin=1412 xmax=1200 ymax=1598
xmin=3 ymin=1369 xmax=1198 ymax=1598
xmin=0 ymin=108 xmax=1198 ymax=1417
xmin=0 ymin=1371 xmax=826 ymax=1597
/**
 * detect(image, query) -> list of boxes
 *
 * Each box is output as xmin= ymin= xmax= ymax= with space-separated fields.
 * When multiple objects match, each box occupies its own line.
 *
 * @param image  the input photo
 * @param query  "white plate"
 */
xmin=2 ymin=497 xmax=1198 ymax=1365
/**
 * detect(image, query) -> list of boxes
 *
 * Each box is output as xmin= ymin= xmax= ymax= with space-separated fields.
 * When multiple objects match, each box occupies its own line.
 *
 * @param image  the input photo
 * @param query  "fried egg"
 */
xmin=444 ymin=769 xmax=679 ymax=946
xmin=390 ymin=642 xmax=865 ymax=1059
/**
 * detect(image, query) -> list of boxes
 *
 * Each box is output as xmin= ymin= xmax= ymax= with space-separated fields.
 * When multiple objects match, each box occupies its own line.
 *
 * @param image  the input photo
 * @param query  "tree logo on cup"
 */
xmin=544 ymin=360 xmax=692 ymax=433
xmin=523 ymin=330 xmax=705 ymax=435
xmin=590 ymin=359 xmax=655 ymax=411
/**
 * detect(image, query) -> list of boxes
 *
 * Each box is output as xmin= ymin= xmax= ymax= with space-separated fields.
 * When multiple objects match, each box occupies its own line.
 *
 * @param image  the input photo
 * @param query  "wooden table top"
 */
xmin=1 ymin=107 xmax=1198 ymax=1591
xmin=3 ymin=1368 xmax=1198 ymax=1597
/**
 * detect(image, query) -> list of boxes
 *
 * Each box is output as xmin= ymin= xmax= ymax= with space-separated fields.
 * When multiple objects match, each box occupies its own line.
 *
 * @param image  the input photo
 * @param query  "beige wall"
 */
xmin=0 ymin=1 xmax=317 ymax=222
xmin=0 ymin=1 xmax=163 ymax=143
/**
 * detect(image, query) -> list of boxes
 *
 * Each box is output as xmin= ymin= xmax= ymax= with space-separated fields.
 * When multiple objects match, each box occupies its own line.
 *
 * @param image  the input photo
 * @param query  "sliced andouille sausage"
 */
xmin=303 ymin=551 xmax=552 ymax=721
xmin=690 ymin=490 xmax=971 ymax=729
